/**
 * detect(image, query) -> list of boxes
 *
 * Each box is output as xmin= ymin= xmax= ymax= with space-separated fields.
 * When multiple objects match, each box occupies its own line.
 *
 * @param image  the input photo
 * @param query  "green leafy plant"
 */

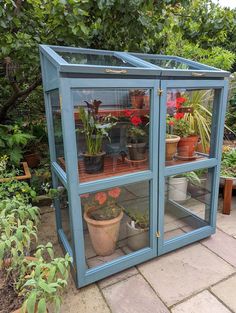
xmin=172 ymin=171 xmax=201 ymax=185
xmin=78 ymin=100 xmax=116 ymax=155
xmin=221 ymin=147 xmax=236 ymax=178
xmin=0 ymin=154 xmax=23 ymax=178
xmin=18 ymin=243 xmax=72 ymax=313
xmin=126 ymin=208 xmax=149 ymax=229
xmin=0 ymin=179 xmax=36 ymax=203
xmin=0 ymin=124 xmax=34 ymax=165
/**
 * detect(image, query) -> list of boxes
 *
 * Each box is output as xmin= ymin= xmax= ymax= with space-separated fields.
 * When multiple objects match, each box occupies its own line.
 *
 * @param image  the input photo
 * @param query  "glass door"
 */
xmin=158 ymin=79 xmax=228 ymax=255
xmin=62 ymin=78 xmax=160 ymax=286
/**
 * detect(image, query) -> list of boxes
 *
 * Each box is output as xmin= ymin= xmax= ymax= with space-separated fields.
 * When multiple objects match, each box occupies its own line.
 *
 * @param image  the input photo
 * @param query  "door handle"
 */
xmin=105 ymin=69 xmax=128 ymax=74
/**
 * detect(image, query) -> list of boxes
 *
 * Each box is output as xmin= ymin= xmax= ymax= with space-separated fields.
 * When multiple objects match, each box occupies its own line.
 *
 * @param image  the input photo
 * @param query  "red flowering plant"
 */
xmin=81 ymin=187 xmax=122 ymax=220
xmin=123 ymin=110 xmax=149 ymax=143
xmin=166 ymin=95 xmax=195 ymax=138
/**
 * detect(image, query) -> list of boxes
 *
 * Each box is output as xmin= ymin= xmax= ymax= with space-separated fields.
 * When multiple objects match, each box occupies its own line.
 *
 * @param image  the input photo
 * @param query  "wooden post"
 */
xmin=222 ymin=178 xmax=233 ymax=215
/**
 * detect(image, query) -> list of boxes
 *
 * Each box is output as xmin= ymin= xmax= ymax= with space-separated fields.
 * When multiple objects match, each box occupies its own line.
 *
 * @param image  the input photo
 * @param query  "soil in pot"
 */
xmin=127 ymin=143 xmax=146 ymax=161
xmin=166 ymin=135 xmax=180 ymax=161
xmin=126 ymin=222 xmax=148 ymax=251
xmin=0 ymin=270 xmax=24 ymax=313
xmin=177 ymin=136 xmax=198 ymax=159
xmin=84 ymin=209 xmax=123 ymax=256
xmin=83 ymin=152 xmax=105 ymax=174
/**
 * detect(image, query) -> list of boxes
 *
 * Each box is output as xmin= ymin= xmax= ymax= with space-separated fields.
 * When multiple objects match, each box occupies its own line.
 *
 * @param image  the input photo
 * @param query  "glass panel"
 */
xmin=69 ymin=88 xmax=150 ymax=183
xmin=165 ymin=88 xmax=215 ymax=166
xmin=81 ymin=182 xmax=150 ymax=269
xmin=56 ymin=51 xmax=135 ymax=67
xmin=50 ymin=90 xmax=65 ymax=164
xmin=58 ymin=186 xmax=72 ymax=247
xmin=164 ymin=168 xmax=212 ymax=241
xmin=137 ymin=56 xmax=198 ymax=70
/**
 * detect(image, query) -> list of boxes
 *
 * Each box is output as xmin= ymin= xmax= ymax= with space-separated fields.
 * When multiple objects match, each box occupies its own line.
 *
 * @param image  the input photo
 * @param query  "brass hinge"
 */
xmin=156 ymin=231 xmax=161 ymax=238
xmin=158 ymin=89 xmax=163 ymax=96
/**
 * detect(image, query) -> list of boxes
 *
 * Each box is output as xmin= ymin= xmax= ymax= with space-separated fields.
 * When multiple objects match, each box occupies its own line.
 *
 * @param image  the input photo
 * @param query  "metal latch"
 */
xmin=156 ymin=231 xmax=161 ymax=238
xmin=158 ymin=89 xmax=163 ymax=96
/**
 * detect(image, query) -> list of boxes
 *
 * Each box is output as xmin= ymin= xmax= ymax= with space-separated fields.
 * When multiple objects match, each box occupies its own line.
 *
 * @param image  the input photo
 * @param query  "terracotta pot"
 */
xmin=177 ymin=136 xmax=198 ymax=158
xmin=24 ymin=152 xmax=41 ymax=168
xmin=84 ymin=210 xmax=123 ymax=256
xmin=82 ymin=152 xmax=105 ymax=174
xmin=127 ymin=143 xmax=146 ymax=160
xmin=165 ymin=135 xmax=180 ymax=161
xmin=130 ymin=95 xmax=145 ymax=109
xmin=126 ymin=222 xmax=148 ymax=251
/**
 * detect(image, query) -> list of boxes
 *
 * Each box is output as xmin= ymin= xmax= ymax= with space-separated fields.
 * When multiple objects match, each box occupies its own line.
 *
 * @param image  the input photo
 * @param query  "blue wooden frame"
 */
xmin=40 ymin=45 xmax=229 ymax=288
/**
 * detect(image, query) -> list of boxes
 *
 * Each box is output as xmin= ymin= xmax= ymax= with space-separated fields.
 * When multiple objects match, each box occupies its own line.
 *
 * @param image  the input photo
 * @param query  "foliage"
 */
xmin=78 ymin=101 xmax=116 ymax=155
xmin=0 ymin=198 xmax=39 ymax=269
xmin=18 ymin=243 xmax=72 ymax=313
xmin=0 ymin=124 xmax=34 ymax=165
xmin=126 ymin=208 xmax=149 ymax=229
xmin=82 ymin=187 xmax=122 ymax=220
xmin=0 ymin=179 xmax=36 ymax=203
xmin=173 ymin=171 xmax=201 ymax=185
xmin=221 ymin=147 xmax=236 ymax=178
xmin=0 ymin=154 xmax=23 ymax=178
xmin=1 ymin=0 xmax=236 ymax=123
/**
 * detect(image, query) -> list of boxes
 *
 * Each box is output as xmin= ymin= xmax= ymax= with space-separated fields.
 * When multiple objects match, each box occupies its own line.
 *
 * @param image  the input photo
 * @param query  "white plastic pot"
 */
xmin=168 ymin=177 xmax=188 ymax=201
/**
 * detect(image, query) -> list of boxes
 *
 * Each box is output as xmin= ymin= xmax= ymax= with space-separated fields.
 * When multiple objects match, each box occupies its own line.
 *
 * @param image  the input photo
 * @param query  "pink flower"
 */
xmin=95 ymin=192 xmax=107 ymax=205
xmin=108 ymin=187 xmax=121 ymax=199
xmin=168 ymin=120 xmax=175 ymax=126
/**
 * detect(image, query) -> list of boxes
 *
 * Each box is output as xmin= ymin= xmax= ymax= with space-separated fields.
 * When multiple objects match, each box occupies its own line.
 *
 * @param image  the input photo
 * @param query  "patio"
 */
xmin=38 ymin=195 xmax=236 ymax=313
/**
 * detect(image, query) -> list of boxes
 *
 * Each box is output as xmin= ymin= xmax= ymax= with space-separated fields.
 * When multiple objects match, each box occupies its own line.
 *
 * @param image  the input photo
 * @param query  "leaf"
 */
xmin=37 ymin=298 xmax=47 ymax=313
xmin=26 ymin=292 xmax=37 ymax=313
xmin=38 ymin=280 xmax=55 ymax=293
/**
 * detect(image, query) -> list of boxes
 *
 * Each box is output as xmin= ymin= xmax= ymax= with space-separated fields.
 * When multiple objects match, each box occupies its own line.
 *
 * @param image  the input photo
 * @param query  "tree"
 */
xmin=0 ymin=0 xmax=235 ymax=123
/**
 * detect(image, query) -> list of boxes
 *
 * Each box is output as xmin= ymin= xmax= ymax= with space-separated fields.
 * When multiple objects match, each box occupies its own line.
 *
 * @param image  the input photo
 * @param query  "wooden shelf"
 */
xmin=58 ymin=156 xmax=148 ymax=183
xmin=55 ymin=108 xmax=150 ymax=120
xmin=0 ymin=162 xmax=31 ymax=183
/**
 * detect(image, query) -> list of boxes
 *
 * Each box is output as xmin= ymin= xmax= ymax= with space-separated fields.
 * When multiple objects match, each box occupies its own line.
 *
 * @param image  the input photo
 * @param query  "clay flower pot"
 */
xmin=130 ymin=95 xmax=145 ymax=109
xmin=165 ymin=135 xmax=180 ymax=161
xmin=84 ymin=210 xmax=123 ymax=256
xmin=177 ymin=136 xmax=198 ymax=159
xmin=24 ymin=152 xmax=41 ymax=168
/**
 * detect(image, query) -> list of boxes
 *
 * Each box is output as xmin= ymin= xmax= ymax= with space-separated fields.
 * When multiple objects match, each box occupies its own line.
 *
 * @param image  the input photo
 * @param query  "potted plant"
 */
xmin=129 ymin=89 xmax=149 ymax=109
xmin=166 ymin=115 xmax=180 ymax=161
xmin=168 ymin=171 xmax=201 ymax=201
xmin=125 ymin=110 xmax=149 ymax=161
xmin=83 ymin=187 xmax=123 ymax=256
xmin=78 ymin=100 xmax=116 ymax=174
xmin=126 ymin=208 xmax=149 ymax=251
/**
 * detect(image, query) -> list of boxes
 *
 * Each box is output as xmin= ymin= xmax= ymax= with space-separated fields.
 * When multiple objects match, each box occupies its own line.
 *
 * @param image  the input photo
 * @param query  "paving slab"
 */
xmin=217 ymin=210 xmax=236 ymax=237
xmin=61 ymin=279 xmax=111 ymax=313
xmin=211 ymin=274 xmax=236 ymax=312
xmin=171 ymin=290 xmax=231 ymax=313
xmin=37 ymin=211 xmax=58 ymax=245
xmin=98 ymin=267 xmax=138 ymax=289
xmin=102 ymin=274 xmax=169 ymax=313
xmin=201 ymin=229 xmax=236 ymax=267
xmin=138 ymin=244 xmax=234 ymax=306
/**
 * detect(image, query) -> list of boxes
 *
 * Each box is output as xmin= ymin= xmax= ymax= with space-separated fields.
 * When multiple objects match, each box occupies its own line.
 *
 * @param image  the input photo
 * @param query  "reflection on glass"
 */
xmin=69 ymin=88 xmax=150 ymax=183
xmin=50 ymin=90 xmax=64 ymax=162
xmin=56 ymin=51 xmax=135 ymax=67
xmin=164 ymin=169 xmax=212 ymax=241
xmin=165 ymin=89 xmax=214 ymax=166
xmin=58 ymin=187 xmax=72 ymax=247
xmin=138 ymin=56 xmax=198 ymax=70
xmin=81 ymin=182 xmax=150 ymax=268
